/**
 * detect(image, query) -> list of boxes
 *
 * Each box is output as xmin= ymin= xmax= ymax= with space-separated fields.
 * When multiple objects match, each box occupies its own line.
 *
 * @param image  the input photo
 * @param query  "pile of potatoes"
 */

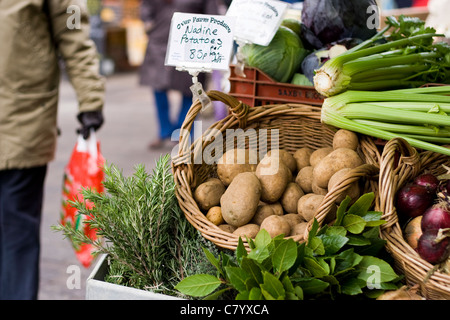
xmin=193 ymin=129 xmax=364 ymax=240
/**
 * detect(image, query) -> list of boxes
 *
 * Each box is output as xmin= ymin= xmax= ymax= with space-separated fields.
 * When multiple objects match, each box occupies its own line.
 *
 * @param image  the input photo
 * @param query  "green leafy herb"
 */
xmin=175 ymin=192 xmax=402 ymax=300
xmin=53 ymin=154 xmax=220 ymax=297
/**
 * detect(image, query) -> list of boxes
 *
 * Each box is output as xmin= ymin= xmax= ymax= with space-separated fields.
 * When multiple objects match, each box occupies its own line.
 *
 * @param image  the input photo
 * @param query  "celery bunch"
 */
xmin=321 ymin=86 xmax=450 ymax=156
xmin=314 ymin=16 xmax=450 ymax=97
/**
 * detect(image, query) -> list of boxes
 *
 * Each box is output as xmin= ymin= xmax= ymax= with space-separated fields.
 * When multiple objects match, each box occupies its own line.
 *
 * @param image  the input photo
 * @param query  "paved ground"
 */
xmin=37 ymin=71 xmax=216 ymax=300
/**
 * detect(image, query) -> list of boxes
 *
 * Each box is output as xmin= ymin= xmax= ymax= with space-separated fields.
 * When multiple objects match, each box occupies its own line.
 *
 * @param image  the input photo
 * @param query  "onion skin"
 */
xmin=421 ymin=203 xmax=450 ymax=232
xmin=404 ymin=216 xmax=423 ymax=250
xmin=396 ymin=184 xmax=434 ymax=220
xmin=417 ymin=230 xmax=450 ymax=264
xmin=414 ymin=173 xmax=439 ymax=194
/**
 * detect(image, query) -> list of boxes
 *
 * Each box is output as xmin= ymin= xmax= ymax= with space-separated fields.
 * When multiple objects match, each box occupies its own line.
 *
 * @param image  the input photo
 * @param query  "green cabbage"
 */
xmin=241 ymin=26 xmax=308 ymax=83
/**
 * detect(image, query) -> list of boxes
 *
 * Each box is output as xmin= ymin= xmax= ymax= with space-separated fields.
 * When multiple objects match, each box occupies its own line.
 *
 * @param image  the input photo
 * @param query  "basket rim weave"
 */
xmin=172 ymin=90 xmax=380 ymax=250
xmin=378 ymin=137 xmax=450 ymax=300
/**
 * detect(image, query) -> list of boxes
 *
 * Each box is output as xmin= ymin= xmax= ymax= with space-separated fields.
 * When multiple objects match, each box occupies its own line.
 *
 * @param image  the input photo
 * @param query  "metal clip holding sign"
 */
xmin=234 ymin=39 xmax=249 ymax=78
xmin=177 ymin=66 xmax=213 ymax=112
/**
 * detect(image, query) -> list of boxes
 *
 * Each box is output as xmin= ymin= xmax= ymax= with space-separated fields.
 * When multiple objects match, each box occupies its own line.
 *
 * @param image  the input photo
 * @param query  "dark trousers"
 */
xmin=0 ymin=165 xmax=47 ymax=300
xmin=153 ymin=89 xmax=192 ymax=140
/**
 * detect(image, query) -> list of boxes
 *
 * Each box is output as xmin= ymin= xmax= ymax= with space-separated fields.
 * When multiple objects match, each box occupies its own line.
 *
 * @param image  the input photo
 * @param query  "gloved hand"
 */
xmin=77 ymin=110 xmax=104 ymax=139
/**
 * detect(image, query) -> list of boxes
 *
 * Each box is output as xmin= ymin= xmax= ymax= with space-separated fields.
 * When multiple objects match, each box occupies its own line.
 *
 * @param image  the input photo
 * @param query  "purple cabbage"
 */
xmin=301 ymin=0 xmax=378 ymax=49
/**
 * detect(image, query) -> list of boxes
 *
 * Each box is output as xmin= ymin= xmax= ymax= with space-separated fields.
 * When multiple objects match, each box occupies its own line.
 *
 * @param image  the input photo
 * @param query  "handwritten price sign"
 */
xmin=226 ymin=0 xmax=289 ymax=46
xmin=165 ymin=13 xmax=236 ymax=72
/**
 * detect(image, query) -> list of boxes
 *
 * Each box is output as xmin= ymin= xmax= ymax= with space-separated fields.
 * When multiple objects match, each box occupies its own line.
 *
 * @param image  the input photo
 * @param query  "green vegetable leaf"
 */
xmin=248 ymin=287 xmax=264 ymax=300
xmin=360 ymin=211 xmax=386 ymax=227
xmin=340 ymin=278 xmax=366 ymax=295
xmin=304 ymin=256 xmax=329 ymax=277
xmin=346 ymin=235 xmax=372 ymax=246
xmin=272 ymin=238 xmax=298 ymax=274
xmin=308 ymin=236 xmax=325 ymax=255
xmin=203 ymin=288 xmax=232 ymax=300
xmin=225 ymin=267 xmax=250 ymax=293
xmin=307 ymin=219 xmax=320 ymax=243
xmin=248 ymin=246 xmax=270 ymax=264
xmin=235 ymin=291 xmax=249 ymax=300
xmin=235 ymin=237 xmax=247 ymax=264
xmin=255 ymin=228 xmax=272 ymax=249
xmin=356 ymin=256 xmax=398 ymax=285
xmin=281 ymin=273 xmax=295 ymax=293
xmin=297 ymin=278 xmax=330 ymax=295
xmin=202 ymin=247 xmax=223 ymax=277
xmin=343 ymin=214 xmax=366 ymax=234
xmin=319 ymin=233 xmax=349 ymax=255
xmin=335 ymin=195 xmax=352 ymax=226
xmin=241 ymin=257 xmax=263 ymax=284
xmin=175 ymin=274 xmax=221 ymax=297
xmin=334 ymin=248 xmax=363 ymax=274
xmin=348 ymin=192 xmax=374 ymax=216
xmin=294 ymin=286 xmax=304 ymax=300
xmin=319 ymin=226 xmax=349 ymax=255
xmin=260 ymin=271 xmax=285 ymax=300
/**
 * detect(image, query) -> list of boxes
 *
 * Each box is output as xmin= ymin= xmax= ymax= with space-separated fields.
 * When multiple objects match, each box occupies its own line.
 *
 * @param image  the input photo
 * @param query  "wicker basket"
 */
xmin=172 ymin=90 xmax=380 ymax=250
xmin=378 ymin=137 xmax=450 ymax=300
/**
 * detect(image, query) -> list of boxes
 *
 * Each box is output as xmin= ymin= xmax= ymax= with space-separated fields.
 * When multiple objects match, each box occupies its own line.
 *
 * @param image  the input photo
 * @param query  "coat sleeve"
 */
xmin=140 ymin=0 xmax=156 ymax=23
xmin=47 ymin=0 xmax=105 ymax=113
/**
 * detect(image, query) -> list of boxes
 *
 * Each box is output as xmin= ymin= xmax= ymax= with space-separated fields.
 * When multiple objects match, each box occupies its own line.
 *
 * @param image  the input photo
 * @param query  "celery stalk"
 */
xmin=352 ymin=119 xmax=450 ymax=137
xmin=320 ymin=87 xmax=450 ymax=156
xmin=321 ymin=107 xmax=450 ymax=156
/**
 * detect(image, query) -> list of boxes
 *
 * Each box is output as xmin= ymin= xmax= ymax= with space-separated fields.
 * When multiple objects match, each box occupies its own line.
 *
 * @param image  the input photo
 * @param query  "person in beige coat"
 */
xmin=0 ymin=0 xmax=105 ymax=299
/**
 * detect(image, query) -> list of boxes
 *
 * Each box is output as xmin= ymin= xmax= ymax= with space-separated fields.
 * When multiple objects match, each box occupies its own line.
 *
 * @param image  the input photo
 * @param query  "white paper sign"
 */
xmin=165 ymin=13 xmax=236 ymax=72
xmin=226 ymin=0 xmax=289 ymax=46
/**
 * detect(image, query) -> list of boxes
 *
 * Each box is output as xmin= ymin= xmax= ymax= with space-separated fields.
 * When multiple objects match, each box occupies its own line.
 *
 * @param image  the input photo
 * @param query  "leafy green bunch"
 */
xmin=175 ymin=192 xmax=402 ymax=300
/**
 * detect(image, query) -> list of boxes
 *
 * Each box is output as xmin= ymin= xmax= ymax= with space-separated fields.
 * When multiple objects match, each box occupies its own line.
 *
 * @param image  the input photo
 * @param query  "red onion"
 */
xmin=414 ymin=173 xmax=439 ymax=194
xmin=417 ymin=229 xmax=450 ymax=264
xmin=396 ymin=184 xmax=435 ymax=220
xmin=421 ymin=202 xmax=450 ymax=232
xmin=439 ymin=179 xmax=450 ymax=195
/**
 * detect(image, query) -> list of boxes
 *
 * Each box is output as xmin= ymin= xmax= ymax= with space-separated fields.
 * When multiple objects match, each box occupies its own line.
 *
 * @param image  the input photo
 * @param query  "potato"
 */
xmin=217 ymin=148 xmax=258 ymax=186
xmin=297 ymin=193 xmax=315 ymax=215
xmin=266 ymin=149 xmax=297 ymax=173
xmin=291 ymin=221 xmax=308 ymax=237
xmin=206 ymin=206 xmax=224 ymax=225
xmin=295 ymin=166 xmax=313 ymax=194
xmin=220 ymin=172 xmax=262 ymax=227
xmin=255 ymin=154 xmax=290 ymax=203
xmin=194 ymin=178 xmax=226 ymax=211
xmin=333 ymin=129 xmax=359 ymax=151
xmin=281 ymin=213 xmax=303 ymax=229
xmin=260 ymin=215 xmax=291 ymax=238
xmin=309 ymin=147 xmax=333 ymax=167
xmin=293 ymin=147 xmax=313 ymax=171
xmin=251 ymin=204 xmax=275 ymax=225
xmin=233 ymin=224 xmax=260 ymax=239
xmin=312 ymin=148 xmax=363 ymax=189
xmin=328 ymin=168 xmax=360 ymax=203
xmin=267 ymin=202 xmax=283 ymax=216
xmin=297 ymin=194 xmax=324 ymax=222
xmin=218 ymin=224 xmax=237 ymax=233
xmin=281 ymin=182 xmax=304 ymax=213
xmin=311 ymin=180 xmax=328 ymax=195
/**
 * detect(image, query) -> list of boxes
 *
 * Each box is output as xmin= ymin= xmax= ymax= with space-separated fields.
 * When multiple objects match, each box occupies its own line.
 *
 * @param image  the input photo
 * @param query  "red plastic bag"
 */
xmin=60 ymin=132 xmax=105 ymax=268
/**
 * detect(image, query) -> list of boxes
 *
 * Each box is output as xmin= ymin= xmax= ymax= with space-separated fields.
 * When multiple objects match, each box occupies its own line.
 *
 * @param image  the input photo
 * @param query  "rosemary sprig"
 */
xmin=53 ymin=154 xmax=219 ymax=296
